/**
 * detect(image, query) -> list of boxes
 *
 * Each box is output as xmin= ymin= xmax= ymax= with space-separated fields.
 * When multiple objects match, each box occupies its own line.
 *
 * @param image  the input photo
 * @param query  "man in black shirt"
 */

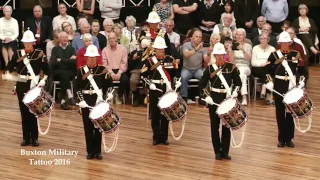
xmin=172 ymin=0 xmax=198 ymax=34
xmin=234 ymin=0 xmax=260 ymax=32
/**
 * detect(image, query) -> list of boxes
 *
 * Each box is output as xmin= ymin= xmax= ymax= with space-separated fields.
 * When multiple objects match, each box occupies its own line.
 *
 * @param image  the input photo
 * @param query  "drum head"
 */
xmin=23 ymin=87 xmax=42 ymax=103
xmin=217 ymin=98 xmax=236 ymax=115
xmin=89 ymin=102 xmax=110 ymax=120
xmin=283 ymin=88 xmax=304 ymax=104
xmin=158 ymin=91 xmax=178 ymax=109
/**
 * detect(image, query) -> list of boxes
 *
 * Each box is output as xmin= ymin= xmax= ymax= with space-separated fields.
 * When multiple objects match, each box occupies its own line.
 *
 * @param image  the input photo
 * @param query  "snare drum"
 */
xmin=158 ymin=91 xmax=188 ymax=122
xmin=23 ymin=87 xmax=54 ymax=118
xmin=216 ymin=98 xmax=248 ymax=130
xmin=283 ymin=87 xmax=313 ymax=119
xmin=89 ymin=102 xmax=120 ymax=133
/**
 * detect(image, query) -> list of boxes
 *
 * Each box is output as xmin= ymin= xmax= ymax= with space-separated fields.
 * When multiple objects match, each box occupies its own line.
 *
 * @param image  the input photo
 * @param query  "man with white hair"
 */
xmin=165 ymin=19 xmax=180 ymax=48
xmin=50 ymin=31 xmax=77 ymax=110
xmin=25 ymin=5 xmax=52 ymax=52
xmin=52 ymin=3 xmax=77 ymax=30
xmin=212 ymin=13 xmax=236 ymax=39
xmin=264 ymin=31 xmax=306 ymax=148
xmin=72 ymin=22 xmax=99 ymax=52
xmin=250 ymin=16 xmax=266 ymax=40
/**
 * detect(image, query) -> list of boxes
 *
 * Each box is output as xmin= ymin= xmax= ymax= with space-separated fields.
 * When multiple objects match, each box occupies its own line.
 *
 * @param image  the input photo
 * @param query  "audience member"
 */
xmin=100 ymin=18 xmax=114 ymax=39
xmin=52 ymin=3 xmax=77 ymax=31
xmin=61 ymin=22 xmax=76 ymax=44
xmin=0 ymin=6 xmax=18 ymax=67
xmin=77 ymin=33 xmax=102 ymax=69
xmin=261 ymin=0 xmax=288 ymax=33
xmin=102 ymin=32 xmax=129 ymax=104
xmin=234 ymin=0 xmax=259 ymax=32
xmin=99 ymin=0 xmax=122 ymax=25
xmin=25 ymin=5 xmax=52 ymax=52
xmin=232 ymin=28 xmax=252 ymax=105
xmin=91 ymin=19 xmax=107 ymax=50
xmin=46 ymin=30 xmax=60 ymax=62
xmin=113 ymin=23 xmax=130 ymax=51
xmin=123 ymin=16 xmax=138 ymax=43
xmin=204 ymin=33 xmax=221 ymax=65
xmin=172 ymin=0 xmax=198 ymax=34
xmin=252 ymin=23 xmax=277 ymax=48
xmin=76 ymin=0 xmax=95 ymax=24
xmin=50 ymin=31 xmax=77 ymax=110
xmin=213 ymin=13 xmax=236 ymax=39
xmin=250 ymin=16 xmax=266 ymax=40
xmin=281 ymin=20 xmax=291 ymax=32
xmin=165 ymin=19 xmax=180 ymax=48
xmin=72 ymin=22 xmax=99 ymax=52
xmin=220 ymin=1 xmax=236 ymax=28
xmin=197 ymin=0 xmax=221 ymax=35
xmin=153 ymin=0 xmax=174 ymax=28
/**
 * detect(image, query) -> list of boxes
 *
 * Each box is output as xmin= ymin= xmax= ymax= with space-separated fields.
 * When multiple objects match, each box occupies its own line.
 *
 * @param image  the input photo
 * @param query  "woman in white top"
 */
xmin=251 ymin=32 xmax=275 ymax=104
xmin=100 ymin=18 xmax=114 ymax=39
xmin=0 ymin=6 xmax=19 ymax=67
xmin=232 ymin=28 xmax=251 ymax=105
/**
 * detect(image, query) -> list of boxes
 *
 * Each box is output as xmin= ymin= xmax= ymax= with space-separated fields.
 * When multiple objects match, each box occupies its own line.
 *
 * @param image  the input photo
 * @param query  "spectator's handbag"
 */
xmin=89 ymin=102 xmax=120 ymax=153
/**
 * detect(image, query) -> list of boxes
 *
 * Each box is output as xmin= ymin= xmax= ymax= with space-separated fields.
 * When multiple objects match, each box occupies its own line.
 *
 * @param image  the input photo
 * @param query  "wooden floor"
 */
xmin=0 ymin=68 xmax=320 ymax=180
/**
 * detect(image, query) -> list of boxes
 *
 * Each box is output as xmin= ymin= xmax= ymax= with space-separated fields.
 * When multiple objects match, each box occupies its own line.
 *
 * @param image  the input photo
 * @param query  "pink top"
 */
xmin=102 ymin=44 xmax=128 ymax=74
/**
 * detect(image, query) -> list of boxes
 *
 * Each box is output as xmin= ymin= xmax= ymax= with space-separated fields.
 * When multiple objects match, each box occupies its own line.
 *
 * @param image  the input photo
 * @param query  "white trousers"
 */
xmin=238 ymin=66 xmax=251 ymax=95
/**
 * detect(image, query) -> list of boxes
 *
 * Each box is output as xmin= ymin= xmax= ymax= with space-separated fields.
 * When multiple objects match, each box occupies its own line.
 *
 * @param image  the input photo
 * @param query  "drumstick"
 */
xmin=266 ymin=88 xmax=284 ymax=98
xmin=106 ymin=89 xmax=115 ymax=101
xmin=76 ymin=103 xmax=94 ymax=109
xmin=201 ymin=98 xmax=220 ymax=106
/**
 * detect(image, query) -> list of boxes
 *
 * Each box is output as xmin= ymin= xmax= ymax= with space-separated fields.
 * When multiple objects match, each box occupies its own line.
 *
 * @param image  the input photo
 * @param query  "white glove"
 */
xmin=298 ymin=81 xmax=305 ymax=89
xmin=264 ymin=82 xmax=274 ymax=90
xmin=23 ymin=58 xmax=30 ymax=65
xmin=204 ymin=96 xmax=214 ymax=105
xmin=38 ymin=79 xmax=46 ymax=87
xmin=149 ymin=83 xmax=156 ymax=90
xmin=107 ymin=93 xmax=114 ymax=101
xmin=175 ymin=81 xmax=181 ymax=89
xmin=3 ymin=72 xmax=12 ymax=80
xmin=78 ymin=100 xmax=88 ymax=108
xmin=231 ymin=91 xmax=238 ymax=98
xmin=141 ymin=39 xmax=151 ymax=48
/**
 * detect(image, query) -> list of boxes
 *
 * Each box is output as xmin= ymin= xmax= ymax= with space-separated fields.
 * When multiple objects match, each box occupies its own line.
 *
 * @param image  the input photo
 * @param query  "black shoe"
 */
xmin=132 ymin=99 xmax=139 ymax=107
xmin=60 ymin=103 xmax=69 ymax=110
xmin=21 ymin=140 xmax=30 ymax=146
xmin=69 ymin=98 xmax=76 ymax=105
xmin=95 ymin=153 xmax=102 ymax=160
xmin=162 ymin=140 xmax=169 ymax=145
xmin=286 ymin=140 xmax=294 ymax=148
xmin=215 ymin=154 xmax=222 ymax=160
xmin=277 ymin=141 xmax=285 ymax=147
xmin=222 ymin=154 xmax=231 ymax=160
xmin=32 ymin=139 xmax=39 ymax=146
xmin=87 ymin=153 xmax=94 ymax=159
xmin=153 ymin=140 xmax=160 ymax=145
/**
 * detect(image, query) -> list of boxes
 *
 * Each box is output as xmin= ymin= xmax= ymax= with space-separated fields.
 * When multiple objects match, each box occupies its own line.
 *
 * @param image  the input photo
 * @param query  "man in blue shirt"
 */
xmin=72 ymin=22 xmax=99 ymax=52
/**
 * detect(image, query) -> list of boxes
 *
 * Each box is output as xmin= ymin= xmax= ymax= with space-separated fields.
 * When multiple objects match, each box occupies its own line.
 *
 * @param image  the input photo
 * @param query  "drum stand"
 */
xmin=102 ymin=128 xmax=119 ymax=153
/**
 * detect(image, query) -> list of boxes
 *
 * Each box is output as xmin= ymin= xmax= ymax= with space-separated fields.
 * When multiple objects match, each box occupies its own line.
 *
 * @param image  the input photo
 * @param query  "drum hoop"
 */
xmin=23 ymin=87 xmax=46 ymax=104
xmin=222 ymin=117 xmax=248 ymax=131
xmin=285 ymin=104 xmax=313 ymax=119
xmin=29 ymin=103 xmax=55 ymax=118
xmin=216 ymin=98 xmax=240 ymax=115
xmin=89 ymin=102 xmax=112 ymax=120
xmin=24 ymin=88 xmax=55 ymax=118
xmin=171 ymin=113 xmax=187 ymax=122
xmin=157 ymin=91 xmax=178 ymax=109
xmin=91 ymin=108 xmax=121 ymax=134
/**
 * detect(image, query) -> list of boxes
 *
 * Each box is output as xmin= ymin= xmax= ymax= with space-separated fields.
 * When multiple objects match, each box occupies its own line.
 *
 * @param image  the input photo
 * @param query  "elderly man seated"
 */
xmin=50 ymin=31 xmax=77 ymax=110
xmin=212 ymin=13 xmax=236 ymax=40
xmin=72 ymin=22 xmax=99 ymax=52
xmin=180 ymin=28 xmax=207 ymax=102
xmin=102 ymin=32 xmax=129 ymax=104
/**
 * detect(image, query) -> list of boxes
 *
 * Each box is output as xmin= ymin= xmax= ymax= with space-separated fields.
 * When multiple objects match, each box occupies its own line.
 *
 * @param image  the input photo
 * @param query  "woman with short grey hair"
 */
xmin=0 ymin=5 xmax=19 ymax=67
xmin=122 ymin=16 xmax=137 ymax=43
xmin=100 ymin=18 xmax=114 ymax=38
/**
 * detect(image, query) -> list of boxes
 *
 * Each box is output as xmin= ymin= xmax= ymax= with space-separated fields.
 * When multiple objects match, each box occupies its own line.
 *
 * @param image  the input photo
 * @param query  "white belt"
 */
xmin=82 ymin=89 xmax=102 ymax=95
xmin=151 ymin=79 xmax=165 ymax=85
xmin=19 ymin=74 xmax=39 ymax=80
xmin=275 ymin=75 xmax=293 ymax=81
xmin=211 ymin=87 xmax=227 ymax=93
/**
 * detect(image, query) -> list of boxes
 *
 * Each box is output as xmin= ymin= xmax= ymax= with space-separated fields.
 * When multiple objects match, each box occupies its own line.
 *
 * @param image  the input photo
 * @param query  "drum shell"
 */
xmin=158 ymin=91 xmax=188 ymax=122
xmin=23 ymin=88 xmax=54 ymax=118
xmin=90 ymin=106 xmax=120 ymax=134
xmin=283 ymin=89 xmax=313 ymax=119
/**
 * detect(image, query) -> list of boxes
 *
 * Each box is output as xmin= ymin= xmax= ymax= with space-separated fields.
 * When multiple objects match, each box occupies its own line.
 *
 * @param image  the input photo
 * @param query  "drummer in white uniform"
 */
xmin=199 ymin=43 xmax=242 ymax=160
xmin=76 ymin=45 xmax=113 ymax=159
xmin=140 ymin=36 xmax=180 ymax=145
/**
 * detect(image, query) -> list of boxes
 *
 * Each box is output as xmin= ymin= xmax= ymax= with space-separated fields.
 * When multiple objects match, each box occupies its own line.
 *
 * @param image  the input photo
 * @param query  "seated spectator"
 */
xmin=251 ymin=32 xmax=275 ymax=104
xmin=197 ymin=0 xmax=221 ymax=35
xmin=128 ymin=39 xmax=144 ymax=107
xmin=76 ymin=33 xmax=102 ymax=69
xmin=153 ymin=0 xmax=174 ymax=28
xmin=91 ymin=19 xmax=107 ymax=50
xmin=220 ymin=0 xmax=236 ymax=28
xmin=100 ymin=18 xmax=114 ymax=39
xmin=250 ymin=16 xmax=266 ymax=40
xmin=281 ymin=20 xmax=291 ymax=32
xmin=204 ymin=33 xmax=221 ymax=65
xmin=72 ymin=22 xmax=99 ymax=52
xmin=223 ymin=37 xmax=233 ymax=62
xmin=99 ymin=0 xmax=122 ymax=25
xmin=183 ymin=29 xmax=192 ymax=44
xmin=46 ymin=29 xmax=60 ymax=62
xmin=234 ymin=0 xmax=259 ymax=31
xmin=102 ymin=32 xmax=129 ymax=104
xmin=76 ymin=18 xmax=89 ymax=36
xmin=261 ymin=0 xmax=288 ymax=33
xmin=232 ymin=29 xmax=252 ymax=45
xmin=50 ymin=31 xmax=77 ymax=110
xmin=25 ymin=5 xmax=52 ymax=52
xmin=172 ymin=0 xmax=198 ymax=34
xmin=0 ymin=5 xmax=18 ymax=67
xmin=61 ymin=21 xmax=76 ymax=44
xmin=292 ymin=4 xmax=319 ymax=55
xmin=231 ymin=28 xmax=252 ymax=105
xmin=180 ymin=29 xmax=206 ymax=102
xmin=165 ymin=19 xmax=180 ymax=48
xmin=52 ymin=3 xmax=77 ymax=31
xmin=76 ymin=0 xmax=95 ymax=24
xmin=113 ymin=23 xmax=130 ymax=51
xmin=122 ymin=16 xmax=138 ymax=43
xmin=252 ymin=23 xmax=277 ymax=48
xmin=213 ymin=13 xmax=236 ymax=39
